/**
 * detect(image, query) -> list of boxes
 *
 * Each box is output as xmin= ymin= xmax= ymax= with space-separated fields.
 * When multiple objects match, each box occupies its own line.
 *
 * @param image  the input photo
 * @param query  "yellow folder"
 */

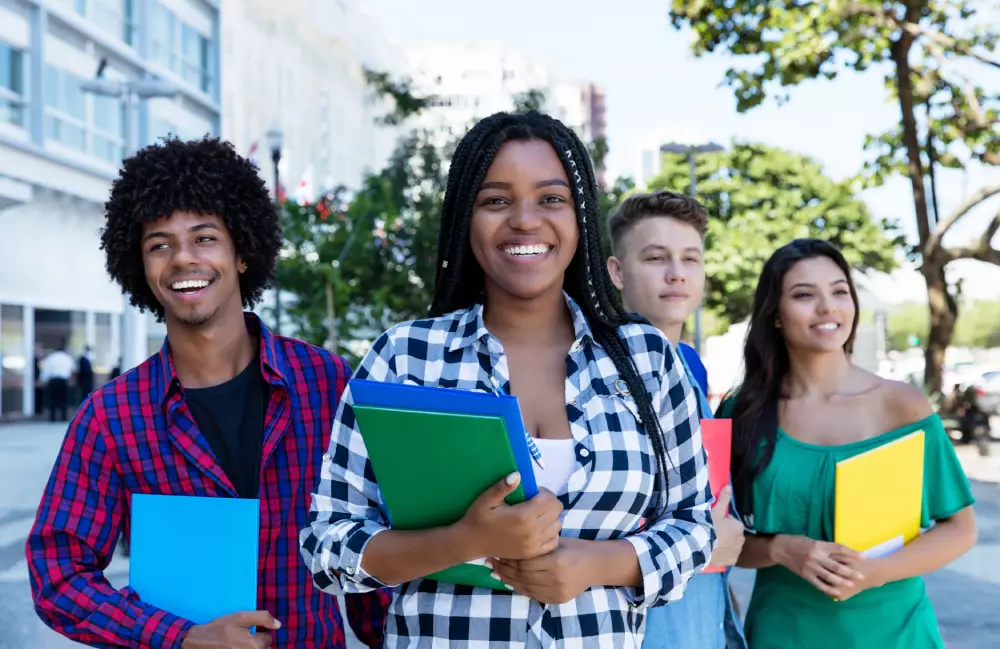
xmin=834 ymin=430 xmax=925 ymax=558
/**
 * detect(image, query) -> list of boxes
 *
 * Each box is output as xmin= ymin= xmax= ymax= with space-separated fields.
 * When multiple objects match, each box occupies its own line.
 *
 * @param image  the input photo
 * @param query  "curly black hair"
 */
xmin=101 ymin=135 xmax=281 ymax=321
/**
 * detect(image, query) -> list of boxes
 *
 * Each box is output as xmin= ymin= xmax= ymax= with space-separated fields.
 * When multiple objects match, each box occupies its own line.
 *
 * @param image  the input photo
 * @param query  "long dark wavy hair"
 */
xmin=730 ymin=239 xmax=860 ymax=523
xmin=430 ymin=111 xmax=674 ymax=525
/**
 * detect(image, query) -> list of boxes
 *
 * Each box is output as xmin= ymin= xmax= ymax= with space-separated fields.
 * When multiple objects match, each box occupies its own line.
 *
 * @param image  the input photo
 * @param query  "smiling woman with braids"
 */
xmin=301 ymin=111 xmax=716 ymax=647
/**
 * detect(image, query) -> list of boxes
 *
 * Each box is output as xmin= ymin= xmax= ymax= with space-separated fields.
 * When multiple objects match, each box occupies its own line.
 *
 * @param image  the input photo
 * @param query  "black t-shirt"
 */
xmin=184 ymin=355 xmax=267 ymax=498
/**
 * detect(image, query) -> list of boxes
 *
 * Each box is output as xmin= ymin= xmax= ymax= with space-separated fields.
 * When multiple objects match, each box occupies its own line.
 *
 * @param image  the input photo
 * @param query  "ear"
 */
xmin=237 ymin=256 xmax=247 ymax=274
xmin=607 ymin=256 xmax=625 ymax=292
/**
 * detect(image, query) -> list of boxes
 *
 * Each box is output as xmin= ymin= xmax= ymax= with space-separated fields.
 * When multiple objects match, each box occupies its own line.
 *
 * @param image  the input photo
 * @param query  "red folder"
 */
xmin=701 ymin=418 xmax=732 ymax=574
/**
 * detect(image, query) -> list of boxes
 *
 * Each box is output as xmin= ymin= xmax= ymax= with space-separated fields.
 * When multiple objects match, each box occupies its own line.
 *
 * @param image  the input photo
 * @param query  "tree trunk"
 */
xmin=892 ymin=34 xmax=952 ymax=392
xmin=922 ymin=254 xmax=957 ymax=394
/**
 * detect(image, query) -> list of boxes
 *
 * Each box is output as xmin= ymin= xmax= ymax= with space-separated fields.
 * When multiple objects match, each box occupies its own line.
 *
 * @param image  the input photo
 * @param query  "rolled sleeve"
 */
xmin=300 ymin=334 xmax=398 ymax=595
xmin=130 ymin=606 xmax=197 ymax=649
xmin=625 ymin=341 xmax=716 ymax=608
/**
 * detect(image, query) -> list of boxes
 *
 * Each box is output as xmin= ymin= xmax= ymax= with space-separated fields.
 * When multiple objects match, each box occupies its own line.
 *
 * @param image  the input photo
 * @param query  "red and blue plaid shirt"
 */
xmin=26 ymin=313 xmax=390 ymax=649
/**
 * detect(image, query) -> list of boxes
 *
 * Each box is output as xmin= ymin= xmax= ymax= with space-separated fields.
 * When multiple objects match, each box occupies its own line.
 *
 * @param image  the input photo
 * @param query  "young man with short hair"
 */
xmin=27 ymin=137 xmax=389 ymax=649
xmin=607 ymin=190 xmax=747 ymax=649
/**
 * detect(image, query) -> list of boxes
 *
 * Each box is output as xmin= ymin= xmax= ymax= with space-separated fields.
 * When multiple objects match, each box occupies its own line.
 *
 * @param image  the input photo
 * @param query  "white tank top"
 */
xmin=532 ymin=438 xmax=577 ymax=495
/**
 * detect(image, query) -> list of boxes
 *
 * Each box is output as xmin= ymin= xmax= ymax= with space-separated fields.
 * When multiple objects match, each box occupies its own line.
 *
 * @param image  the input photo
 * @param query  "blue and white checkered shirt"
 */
xmin=300 ymin=294 xmax=715 ymax=648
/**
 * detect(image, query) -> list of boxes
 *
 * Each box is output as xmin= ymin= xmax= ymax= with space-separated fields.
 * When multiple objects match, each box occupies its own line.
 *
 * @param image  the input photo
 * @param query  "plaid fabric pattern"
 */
xmin=27 ymin=313 xmax=390 ymax=649
xmin=301 ymin=294 xmax=715 ymax=648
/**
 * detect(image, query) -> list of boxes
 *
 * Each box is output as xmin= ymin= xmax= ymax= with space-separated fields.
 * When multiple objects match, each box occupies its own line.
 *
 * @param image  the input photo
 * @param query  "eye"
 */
xmin=480 ymin=196 xmax=509 ymax=207
xmin=792 ymin=292 xmax=812 ymax=299
xmin=835 ymin=288 xmax=850 ymax=295
xmin=645 ymin=255 xmax=664 ymax=262
xmin=684 ymin=256 xmax=701 ymax=263
xmin=541 ymin=194 xmax=567 ymax=204
xmin=196 ymin=235 xmax=216 ymax=243
xmin=148 ymin=242 xmax=168 ymax=252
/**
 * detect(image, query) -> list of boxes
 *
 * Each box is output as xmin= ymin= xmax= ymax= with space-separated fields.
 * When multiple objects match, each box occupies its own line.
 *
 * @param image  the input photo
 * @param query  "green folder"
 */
xmin=352 ymin=405 xmax=527 ymax=590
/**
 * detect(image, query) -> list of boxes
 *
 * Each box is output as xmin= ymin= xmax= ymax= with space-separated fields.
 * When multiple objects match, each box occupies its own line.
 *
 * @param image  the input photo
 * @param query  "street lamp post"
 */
xmin=659 ymin=141 xmax=724 ymax=355
xmin=80 ymin=75 xmax=179 ymax=373
xmin=266 ymin=125 xmax=284 ymax=335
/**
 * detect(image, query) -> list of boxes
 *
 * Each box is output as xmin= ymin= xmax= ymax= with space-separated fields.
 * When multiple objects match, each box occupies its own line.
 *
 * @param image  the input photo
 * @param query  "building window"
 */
xmin=44 ymin=65 xmax=87 ymax=152
xmin=0 ymin=42 xmax=25 ymax=128
xmin=91 ymin=94 xmax=127 ymax=163
xmin=150 ymin=3 xmax=213 ymax=94
xmin=75 ymin=0 xmax=136 ymax=45
xmin=149 ymin=117 xmax=178 ymax=141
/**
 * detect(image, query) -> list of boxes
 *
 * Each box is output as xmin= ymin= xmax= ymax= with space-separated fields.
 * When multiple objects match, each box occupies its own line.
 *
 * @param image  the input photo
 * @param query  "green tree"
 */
xmin=954 ymin=300 xmax=1000 ymax=348
xmin=668 ymin=1 xmax=1000 ymax=393
xmin=275 ymin=131 xmax=448 ymax=364
xmin=646 ymin=143 xmax=898 ymax=326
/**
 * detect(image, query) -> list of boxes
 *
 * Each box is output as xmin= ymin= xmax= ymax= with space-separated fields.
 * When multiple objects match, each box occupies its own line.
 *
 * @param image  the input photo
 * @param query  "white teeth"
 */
xmin=814 ymin=323 xmax=839 ymax=331
xmin=502 ymin=244 xmax=551 ymax=256
xmin=171 ymin=280 xmax=210 ymax=290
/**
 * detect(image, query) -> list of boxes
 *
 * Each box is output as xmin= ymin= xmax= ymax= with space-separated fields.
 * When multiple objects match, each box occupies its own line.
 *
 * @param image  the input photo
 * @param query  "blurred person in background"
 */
xmin=607 ymin=190 xmax=747 ymax=649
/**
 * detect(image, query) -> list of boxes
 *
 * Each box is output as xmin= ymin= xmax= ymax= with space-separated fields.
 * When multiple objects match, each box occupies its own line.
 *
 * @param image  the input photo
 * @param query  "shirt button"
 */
xmin=345 ymin=565 xmax=355 ymax=575
xmin=579 ymin=447 xmax=590 ymax=458
xmin=568 ymin=399 xmax=577 ymax=406
xmin=322 ymin=453 xmax=331 ymax=461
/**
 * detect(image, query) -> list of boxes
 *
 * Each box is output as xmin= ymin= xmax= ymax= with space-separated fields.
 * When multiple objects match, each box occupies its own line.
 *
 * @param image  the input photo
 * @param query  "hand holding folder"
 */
xmin=349 ymin=379 xmax=544 ymax=590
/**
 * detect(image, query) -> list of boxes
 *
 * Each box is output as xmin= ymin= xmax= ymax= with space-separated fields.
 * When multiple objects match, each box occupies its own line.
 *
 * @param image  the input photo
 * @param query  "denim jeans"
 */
xmin=642 ymin=569 xmax=747 ymax=649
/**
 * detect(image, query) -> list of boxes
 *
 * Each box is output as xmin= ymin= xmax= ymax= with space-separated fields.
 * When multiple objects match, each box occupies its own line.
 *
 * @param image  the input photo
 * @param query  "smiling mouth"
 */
xmin=500 ymin=243 xmax=554 ymax=258
xmin=812 ymin=323 xmax=841 ymax=332
xmin=170 ymin=279 xmax=212 ymax=295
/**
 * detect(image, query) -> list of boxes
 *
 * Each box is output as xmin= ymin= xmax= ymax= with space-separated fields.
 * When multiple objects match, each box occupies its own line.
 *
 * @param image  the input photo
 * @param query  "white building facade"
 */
xmin=0 ymin=0 xmax=220 ymax=419
xmin=407 ymin=41 xmax=606 ymax=161
xmin=217 ymin=0 xmax=404 ymax=334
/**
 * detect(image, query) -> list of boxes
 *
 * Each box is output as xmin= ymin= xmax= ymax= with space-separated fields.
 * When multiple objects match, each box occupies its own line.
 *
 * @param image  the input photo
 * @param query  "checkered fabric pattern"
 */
xmin=301 ymin=294 xmax=715 ymax=648
xmin=26 ymin=313 xmax=390 ymax=649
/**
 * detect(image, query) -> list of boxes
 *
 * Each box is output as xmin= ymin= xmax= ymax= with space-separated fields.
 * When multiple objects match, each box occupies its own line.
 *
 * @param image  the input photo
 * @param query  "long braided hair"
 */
xmin=430 ymin=111 xmax=673 ymax=524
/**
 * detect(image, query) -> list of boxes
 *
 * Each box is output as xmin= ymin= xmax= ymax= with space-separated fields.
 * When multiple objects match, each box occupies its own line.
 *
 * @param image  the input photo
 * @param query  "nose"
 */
xmin=816 ymin=292 xmax=836 ymax=315
xmin=169 ymin=239 xmax=199 ymax=268
xmin=507 ymin=198 xmax=543 ymax=231
xmin=664 ymin=260 xmax=685 ymax=284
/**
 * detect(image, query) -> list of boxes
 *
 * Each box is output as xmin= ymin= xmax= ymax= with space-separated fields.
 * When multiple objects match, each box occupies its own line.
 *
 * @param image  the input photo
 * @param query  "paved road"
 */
xmin=2 ymin=422 xmax=998 ymax=648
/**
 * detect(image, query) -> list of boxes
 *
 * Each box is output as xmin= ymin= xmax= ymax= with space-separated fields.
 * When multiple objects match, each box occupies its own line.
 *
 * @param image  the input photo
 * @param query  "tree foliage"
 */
xmin=646 ymin=143 xmax=898 ymax=326
xmin=668 ymin=0 xmax=1000 ymax=392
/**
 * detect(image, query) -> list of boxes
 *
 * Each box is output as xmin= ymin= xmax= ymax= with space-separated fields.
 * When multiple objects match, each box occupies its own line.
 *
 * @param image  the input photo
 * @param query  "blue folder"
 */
xmin=129 ymin=494 xmax=260 ymax=625
xmin=349 ymin=379 xmax=539 ymax=498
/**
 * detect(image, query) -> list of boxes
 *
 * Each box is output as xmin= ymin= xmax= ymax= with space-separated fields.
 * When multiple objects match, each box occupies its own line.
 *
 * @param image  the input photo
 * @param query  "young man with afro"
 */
xmin=26 ymin=136 xmax=390 ymax=649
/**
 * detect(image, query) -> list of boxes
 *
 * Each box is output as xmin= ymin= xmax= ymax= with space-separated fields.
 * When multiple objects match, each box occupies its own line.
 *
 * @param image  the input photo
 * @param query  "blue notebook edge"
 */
xmin=349 ymin=379 xmax=539 ymax=498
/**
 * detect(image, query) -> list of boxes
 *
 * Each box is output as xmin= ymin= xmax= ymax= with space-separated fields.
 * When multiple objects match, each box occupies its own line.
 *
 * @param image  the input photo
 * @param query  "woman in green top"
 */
xmin=724 ymin=239 xmax=977 ymax=648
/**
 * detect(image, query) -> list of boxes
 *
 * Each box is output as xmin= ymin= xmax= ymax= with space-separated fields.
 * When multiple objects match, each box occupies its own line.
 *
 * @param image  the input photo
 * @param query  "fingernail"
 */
xmin=484 ymin=560 xmax=493 ymax=570
xmin=491 ymin=571 xmax=501 ymax=581
xmin=505 ymin=472 xmax=519 ymax=485
xmin=275 ymin=619 xmax=282 ymax=629
xmin=504 ymin=583 xmax=513 ymax=590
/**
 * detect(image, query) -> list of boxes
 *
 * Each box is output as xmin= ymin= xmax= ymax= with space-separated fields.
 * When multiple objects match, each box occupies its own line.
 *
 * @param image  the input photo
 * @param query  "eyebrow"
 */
xmin=789 ymin=278 xmax=849 ymax=290
xmin=478 ymin=179 xmax=571 ymax=192
xmin=638 ymin=244 xmax=703 ymax=255
xmin=142 ymin=222 xmax=222 ymax=243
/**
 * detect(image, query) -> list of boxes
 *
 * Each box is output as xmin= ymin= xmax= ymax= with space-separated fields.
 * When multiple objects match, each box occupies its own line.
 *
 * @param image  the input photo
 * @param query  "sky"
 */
xmin=364 ymin=0 xmax=1000 ymax=303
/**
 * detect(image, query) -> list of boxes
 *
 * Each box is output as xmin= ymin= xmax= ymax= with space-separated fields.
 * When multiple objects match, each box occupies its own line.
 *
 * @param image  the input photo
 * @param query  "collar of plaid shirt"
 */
xmin=26 ymin=313 xmax=390 ymax=649
xmin=301 ymin=293 xmax=715 ymax=648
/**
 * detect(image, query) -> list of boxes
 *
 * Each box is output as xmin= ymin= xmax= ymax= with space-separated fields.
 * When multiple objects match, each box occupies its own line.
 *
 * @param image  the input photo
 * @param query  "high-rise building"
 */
xmin=0 ymin=0 xmax=220 ymax=420
xmin=406 ymin=41 xmax=606 ymax=181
